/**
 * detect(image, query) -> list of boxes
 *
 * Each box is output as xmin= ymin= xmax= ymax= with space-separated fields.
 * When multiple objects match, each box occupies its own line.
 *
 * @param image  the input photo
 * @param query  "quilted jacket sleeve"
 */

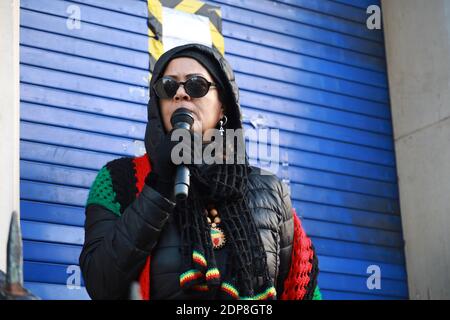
xmin=79 ymin=165 xmax=175 ymax=300
xmin=275 ymin=180 xmax=295 ymax=295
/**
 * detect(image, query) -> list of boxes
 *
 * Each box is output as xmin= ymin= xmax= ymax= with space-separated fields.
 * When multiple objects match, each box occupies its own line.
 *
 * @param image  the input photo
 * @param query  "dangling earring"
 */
xmin=219 ymin=115 xmax=228 ymax=136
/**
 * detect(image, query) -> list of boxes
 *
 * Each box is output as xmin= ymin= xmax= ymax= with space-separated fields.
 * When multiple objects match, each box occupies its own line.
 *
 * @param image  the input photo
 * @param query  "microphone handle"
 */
xmin=174 ymin=165 xmax=190 ymax=201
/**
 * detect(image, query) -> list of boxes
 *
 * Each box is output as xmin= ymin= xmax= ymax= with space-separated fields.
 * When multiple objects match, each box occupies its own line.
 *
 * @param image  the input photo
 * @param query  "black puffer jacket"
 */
xmin=80 ymin=161 xmax=293 ymax=299
xmin=79 ymin=44 xmax=319 ymax=300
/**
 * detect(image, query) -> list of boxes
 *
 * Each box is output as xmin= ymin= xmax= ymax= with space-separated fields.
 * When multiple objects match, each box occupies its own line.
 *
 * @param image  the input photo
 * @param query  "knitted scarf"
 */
xmin=178 ymin=162 xmax=276 ymax=299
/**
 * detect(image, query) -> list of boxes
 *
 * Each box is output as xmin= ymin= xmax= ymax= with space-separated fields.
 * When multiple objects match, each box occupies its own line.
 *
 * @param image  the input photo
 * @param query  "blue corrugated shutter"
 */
xmin=20 ymin=0 xmax=408 ymax=299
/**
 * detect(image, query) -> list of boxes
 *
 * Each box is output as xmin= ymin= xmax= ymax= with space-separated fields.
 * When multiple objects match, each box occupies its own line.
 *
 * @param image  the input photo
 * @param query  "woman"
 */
xmin=79 ymin=43 xmax=321 ymax=300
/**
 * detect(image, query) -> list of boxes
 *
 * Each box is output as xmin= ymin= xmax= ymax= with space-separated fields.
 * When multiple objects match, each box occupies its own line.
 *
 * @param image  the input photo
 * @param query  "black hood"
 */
xmin=144 ymin=43 xmax=243 ymax=158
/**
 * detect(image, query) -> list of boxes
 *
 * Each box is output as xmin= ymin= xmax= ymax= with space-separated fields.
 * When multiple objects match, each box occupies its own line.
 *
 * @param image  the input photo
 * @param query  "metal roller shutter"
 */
xmin=19 ymin=0 xmax=408 ymax=299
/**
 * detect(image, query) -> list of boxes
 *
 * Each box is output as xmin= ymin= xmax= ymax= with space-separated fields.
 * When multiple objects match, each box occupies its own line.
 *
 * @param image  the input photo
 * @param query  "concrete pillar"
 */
xmin=382 ymin=0 xmax=450 ymax=299
xmin=0 ymin=0 xmax=20 ymax=272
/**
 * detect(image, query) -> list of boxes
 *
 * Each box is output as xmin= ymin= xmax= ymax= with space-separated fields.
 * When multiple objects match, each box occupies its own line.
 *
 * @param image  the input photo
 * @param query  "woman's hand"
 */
xmin=145 ymin=131 xmax=178 ymax=200
xmin=145 ymin=130 xmax=200 ymax=200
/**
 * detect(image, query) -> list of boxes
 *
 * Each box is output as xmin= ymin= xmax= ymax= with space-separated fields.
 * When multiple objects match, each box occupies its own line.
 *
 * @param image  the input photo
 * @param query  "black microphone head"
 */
xmin=170 ymin=108 xmax=194 ymax=129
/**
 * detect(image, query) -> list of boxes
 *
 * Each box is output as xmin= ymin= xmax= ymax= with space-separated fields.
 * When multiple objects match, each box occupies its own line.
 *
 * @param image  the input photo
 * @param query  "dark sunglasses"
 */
xmin=153 ymin=75 xmax=216 ymax=99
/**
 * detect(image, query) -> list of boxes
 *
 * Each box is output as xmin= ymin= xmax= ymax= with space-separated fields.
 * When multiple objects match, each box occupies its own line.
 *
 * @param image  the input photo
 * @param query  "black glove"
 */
xmin=145 ymin=131 xmax=178 ymax=200
xmin=145 ymin=130 xmax=201 ymax=200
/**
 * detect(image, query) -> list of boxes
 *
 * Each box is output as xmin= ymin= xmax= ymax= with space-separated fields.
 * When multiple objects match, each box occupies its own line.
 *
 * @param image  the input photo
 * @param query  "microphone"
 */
xmin=170 ymin=108 xmax=195 ymax=201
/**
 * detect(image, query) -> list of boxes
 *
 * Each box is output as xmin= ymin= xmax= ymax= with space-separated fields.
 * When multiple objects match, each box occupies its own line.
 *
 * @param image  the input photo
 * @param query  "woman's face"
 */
xmin=158 ymin=57 xmax=224 ymax=138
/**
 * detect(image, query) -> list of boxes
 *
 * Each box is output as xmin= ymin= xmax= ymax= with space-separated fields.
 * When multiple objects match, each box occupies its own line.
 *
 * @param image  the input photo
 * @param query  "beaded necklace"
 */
xmin=205 ymin=205 xmax=226 ymax=250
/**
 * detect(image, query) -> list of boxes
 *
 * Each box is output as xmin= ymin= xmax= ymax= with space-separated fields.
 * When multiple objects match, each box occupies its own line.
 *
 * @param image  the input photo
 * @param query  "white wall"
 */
xmin=382 ymin=0 xmax=450 ymax=299
xmin=0 ymin=0 xmax=20 ymax=272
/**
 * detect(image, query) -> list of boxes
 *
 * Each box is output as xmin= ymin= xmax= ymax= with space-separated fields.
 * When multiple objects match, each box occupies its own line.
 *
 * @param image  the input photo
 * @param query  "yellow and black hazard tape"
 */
xmin=147 ymin=0 xmax=224 ymax=76
xmin=148 ymin=0 xmax=164 ymax=75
